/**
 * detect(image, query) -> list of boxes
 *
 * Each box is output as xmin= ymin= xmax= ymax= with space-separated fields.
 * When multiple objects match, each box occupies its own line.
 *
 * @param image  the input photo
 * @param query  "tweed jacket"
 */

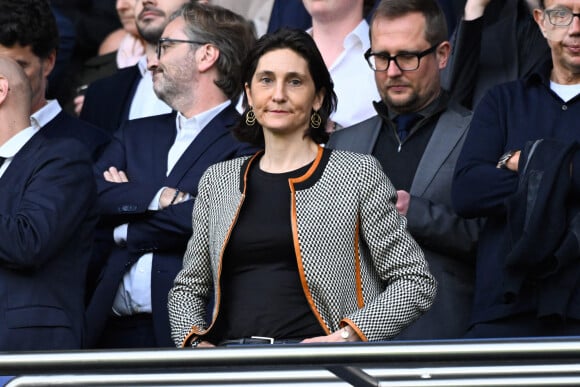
xmin=168 ymin=146 xmax=436 ymax=346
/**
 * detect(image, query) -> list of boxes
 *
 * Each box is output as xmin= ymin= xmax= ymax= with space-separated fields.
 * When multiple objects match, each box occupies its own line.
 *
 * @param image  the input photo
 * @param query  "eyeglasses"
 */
xmin=364 ymin=43 xmax=441 ymax=72
xmin=544 ymin=8 xmax=580 ymax=27
xmin=156 ymin=38 xmax=206 ymax=59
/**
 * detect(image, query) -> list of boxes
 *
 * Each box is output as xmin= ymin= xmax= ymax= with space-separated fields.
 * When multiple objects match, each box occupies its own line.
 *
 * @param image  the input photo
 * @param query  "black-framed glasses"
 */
xmin=544 ymin=8 xmax=580 ymax=27
xmin=156 ymin=38 xmax=206 ymax=59
xmin=364 ymin=43 xmax=441 ymax=72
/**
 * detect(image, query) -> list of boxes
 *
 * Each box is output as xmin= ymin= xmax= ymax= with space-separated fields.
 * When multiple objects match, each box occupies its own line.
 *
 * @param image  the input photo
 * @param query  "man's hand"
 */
xmin=506 ymin=151 xmax=520 ymax=172
xmin=396 ymin=190 xmax=411 ymax=216
xmin=104 ymin=166 xmax=129 ymax=183
xmin=159 ymin=187 xmax=187 ymax=209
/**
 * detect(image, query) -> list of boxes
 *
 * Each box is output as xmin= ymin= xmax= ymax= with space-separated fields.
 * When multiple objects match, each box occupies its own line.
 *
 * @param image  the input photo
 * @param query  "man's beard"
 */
xmin=137 ymin=24 xmax=165 ymax=45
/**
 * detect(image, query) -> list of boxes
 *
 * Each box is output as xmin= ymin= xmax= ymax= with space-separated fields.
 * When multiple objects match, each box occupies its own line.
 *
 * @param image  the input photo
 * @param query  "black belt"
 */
xmin=218 ymin=336 xmax=303 ymax=346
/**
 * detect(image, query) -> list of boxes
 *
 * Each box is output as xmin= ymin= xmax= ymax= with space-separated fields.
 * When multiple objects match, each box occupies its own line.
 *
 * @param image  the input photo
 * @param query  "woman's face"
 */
xmin=117 ymin=0 xmax=138 ymax=37
xmin=245 ymin=48 xmax=323 ymax=137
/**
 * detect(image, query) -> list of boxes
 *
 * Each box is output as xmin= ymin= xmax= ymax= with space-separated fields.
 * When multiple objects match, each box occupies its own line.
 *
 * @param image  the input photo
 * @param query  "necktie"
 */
xmin=394 ymin=113 xmax=422 ymax=142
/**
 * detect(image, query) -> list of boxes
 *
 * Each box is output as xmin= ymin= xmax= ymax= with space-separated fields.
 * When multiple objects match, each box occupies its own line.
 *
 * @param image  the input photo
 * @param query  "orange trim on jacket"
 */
xmin=181 ymin=151 xmax=261 ymax=348
xmin=287 ymin=146 xmax=331 ymax=335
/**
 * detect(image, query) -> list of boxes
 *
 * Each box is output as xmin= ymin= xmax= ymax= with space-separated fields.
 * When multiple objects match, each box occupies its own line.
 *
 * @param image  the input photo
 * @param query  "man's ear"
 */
xmin=533 ymin=9 xmax=548 ymax=38
xmin=197 ymin=44 xmax=220 ymax=73
xmin=436 ymin=41 xmax=451 ymax=70
xmin=41 ymin=50 xmax=56 ymax=79
xmin=0 ymin=77 xmax=9 ymax=105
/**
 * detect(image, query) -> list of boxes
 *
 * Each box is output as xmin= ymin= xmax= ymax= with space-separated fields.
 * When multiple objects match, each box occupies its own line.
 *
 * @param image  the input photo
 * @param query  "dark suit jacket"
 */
xmin=79 ymin=65 xmax=141 ymax=134
xmin=85 ymin=105 xmax=257 ymax=347
xmin=0 ymin=133 xmax=97 ymax=351
xmin=443 ymin=0 xmax=549 ymax=109
xmin=267 ymin=0 xmax=311 ymax=33
xmin=43 ymin=110 xmax=111 ymax=161
xmin=327 ymin=105 xmax=480 ymax=339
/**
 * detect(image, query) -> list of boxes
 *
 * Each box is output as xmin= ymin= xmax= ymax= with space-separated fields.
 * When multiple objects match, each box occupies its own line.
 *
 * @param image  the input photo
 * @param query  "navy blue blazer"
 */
xmin=85 ymin=105 xmax=257 ymax=347
xmin=0 ymin=133 xmax=97 ymax=351
xmin=79 ymin=65 xmax=141 ymax=135
xmin=43 ymin=110 xmax=112 ymax=162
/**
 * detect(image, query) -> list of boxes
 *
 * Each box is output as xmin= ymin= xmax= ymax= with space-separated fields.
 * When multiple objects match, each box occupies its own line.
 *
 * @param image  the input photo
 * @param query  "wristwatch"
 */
xmin=497 ymin=150 xmax=516 ymax=169
xmin=340 ymin=327 xmax=350 ymax=341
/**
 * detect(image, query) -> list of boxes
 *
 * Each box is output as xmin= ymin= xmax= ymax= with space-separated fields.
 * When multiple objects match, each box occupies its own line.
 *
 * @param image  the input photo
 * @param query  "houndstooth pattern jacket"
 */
xmin=168 ymin=146 xmax=436 ymax=346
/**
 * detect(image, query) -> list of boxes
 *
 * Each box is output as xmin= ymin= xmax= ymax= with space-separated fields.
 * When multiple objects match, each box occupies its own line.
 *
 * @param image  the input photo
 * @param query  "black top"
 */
xmin=204 ymin=157 xmax=325 ymax=344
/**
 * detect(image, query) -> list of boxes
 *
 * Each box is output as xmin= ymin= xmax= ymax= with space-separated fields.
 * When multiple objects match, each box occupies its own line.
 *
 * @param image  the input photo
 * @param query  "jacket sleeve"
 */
xmin=452 ymin=88 xmax=519 ymax=218
xmin=168 ymin=170 xmax=215 ymax=347
xmin=443 ymin=17 xmax=484 ymax=110
xmin=94 ymin=137 xmax=160 ymax=220
xmin=345 ymin=156 xmax=437 ymax=341
xmin=405 ymin=196 xmax=481 ymax=260
xmin=0 ymin=140 xmax=96 ymax=270
xmin=125 ymin=199 xmax=195 ymax=255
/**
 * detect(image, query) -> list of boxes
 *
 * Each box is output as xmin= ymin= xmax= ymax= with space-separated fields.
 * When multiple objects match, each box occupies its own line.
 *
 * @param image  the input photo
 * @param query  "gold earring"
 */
xmin=310 ymin=110 xmax=322 ymax=129
xmin=245 ymin=107 xmax=256 ymax=126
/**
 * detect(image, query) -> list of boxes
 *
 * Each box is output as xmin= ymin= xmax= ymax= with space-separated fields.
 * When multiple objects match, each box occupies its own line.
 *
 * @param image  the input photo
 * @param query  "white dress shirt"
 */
xmin=128 ymin=56 xmax=172 ymax=120
xmin=112 ymin=100 xmax=231 ymax=316
xmin=30 ymin=99 xmax=62 ymax=130
xmin=310 ymin=21 xmax=380 ymax=129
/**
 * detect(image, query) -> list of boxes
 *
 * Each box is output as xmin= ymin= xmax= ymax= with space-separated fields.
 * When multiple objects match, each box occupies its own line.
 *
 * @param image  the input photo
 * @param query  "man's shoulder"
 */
xmin=44 ymin=111 xmax=111 ymax=142
xmin=24 ymin=130 xmax=93 ymax=165
xmin=327 ymin=115 xmax=382 ymax=152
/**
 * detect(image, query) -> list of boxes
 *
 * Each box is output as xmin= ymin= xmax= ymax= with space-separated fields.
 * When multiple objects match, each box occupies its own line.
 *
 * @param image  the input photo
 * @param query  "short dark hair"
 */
xmin=174 ymin=2 xmax=256 ymax=101
xmin=0 ymin=0 xmax=59 ymax=59
xmin=234 ymin=29 xmax=337 ymax=146
xmin=371 ymin=0 xmax=448 ymax=46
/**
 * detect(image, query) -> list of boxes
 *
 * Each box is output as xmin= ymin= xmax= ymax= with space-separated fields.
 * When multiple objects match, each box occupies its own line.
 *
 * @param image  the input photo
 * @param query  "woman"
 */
xmin=168 ymin=28 xmax=436 ymax=348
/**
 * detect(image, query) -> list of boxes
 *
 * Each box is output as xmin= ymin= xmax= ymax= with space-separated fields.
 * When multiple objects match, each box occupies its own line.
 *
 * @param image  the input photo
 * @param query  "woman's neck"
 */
xmin=260 ymin=137 xmax=319 ymax=174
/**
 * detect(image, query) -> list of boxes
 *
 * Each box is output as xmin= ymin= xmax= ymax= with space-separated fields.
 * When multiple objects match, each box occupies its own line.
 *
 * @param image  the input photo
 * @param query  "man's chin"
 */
xmin=385 ymin=96 xmax=414 ymax=111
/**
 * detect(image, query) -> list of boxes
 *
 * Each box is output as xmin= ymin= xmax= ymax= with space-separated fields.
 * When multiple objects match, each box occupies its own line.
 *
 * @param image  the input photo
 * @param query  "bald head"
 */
xmin=0 ymin=56 xmax=33 ymax=137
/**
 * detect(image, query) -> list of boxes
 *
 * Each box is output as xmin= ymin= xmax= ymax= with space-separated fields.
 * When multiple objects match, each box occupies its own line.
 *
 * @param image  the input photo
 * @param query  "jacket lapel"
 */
xmin=148 ymin=112 xmax=178 ymax=182
xmin=165 ymin=105 xmax=238 ymax=186
xmin=410 ymin=108 xmax=471 ymax=196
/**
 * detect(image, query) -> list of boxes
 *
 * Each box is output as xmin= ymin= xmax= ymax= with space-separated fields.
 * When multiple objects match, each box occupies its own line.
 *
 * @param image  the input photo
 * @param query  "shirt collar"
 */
xmin=30 ymin=100 xmax=62 ymax=130
xmin=137 ymin=55 xmax=148 ymax=77
xmin=306 ymin=20 xmax=369 ymax=51
xmin=344 ymin=20 xmax=369 ymax=50
xmin=524 ymin=58 xmax=550 ymax=86
xmin=175 ymin=100 xmax=231 ymax=132
xmin=0 ymin=126 xmax=38 ymax=159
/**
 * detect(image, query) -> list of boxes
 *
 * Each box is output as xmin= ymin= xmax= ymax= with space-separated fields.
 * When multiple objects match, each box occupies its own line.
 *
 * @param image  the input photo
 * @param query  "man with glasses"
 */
xmin=328 ymin=0 xmax=480 ymax=340
xmin=79 ymin=0 xmax=189 ymax=133
xmin=452 ymin=0 xmax=580 ymax=338
xmin=84 ymin=2 xmax=256 ymax=349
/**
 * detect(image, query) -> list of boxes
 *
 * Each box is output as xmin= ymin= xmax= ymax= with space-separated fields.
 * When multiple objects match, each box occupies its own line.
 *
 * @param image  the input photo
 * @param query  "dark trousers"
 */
xmin=95 ymin=313 xmax=158 ymax=349
xmin=465 ymin=313 xmax=580 ymax=339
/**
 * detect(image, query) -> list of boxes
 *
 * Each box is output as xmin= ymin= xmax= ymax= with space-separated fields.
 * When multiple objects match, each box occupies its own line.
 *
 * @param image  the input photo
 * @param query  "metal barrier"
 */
xmin=1 ymin=337 xmax=580 ymax=386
